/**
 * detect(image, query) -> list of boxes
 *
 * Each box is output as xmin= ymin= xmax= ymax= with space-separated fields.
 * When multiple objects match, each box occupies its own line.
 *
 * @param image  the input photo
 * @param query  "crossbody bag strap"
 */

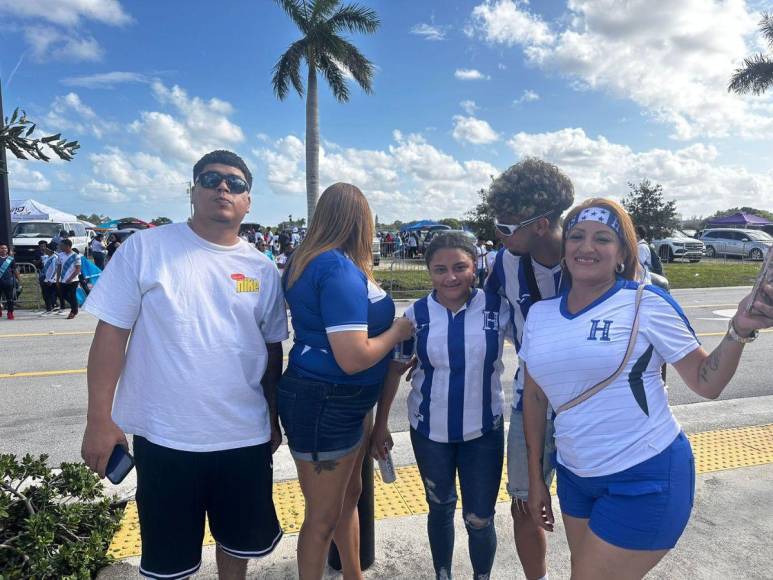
xmin=556 ymin=284 xmax=646 ymax=415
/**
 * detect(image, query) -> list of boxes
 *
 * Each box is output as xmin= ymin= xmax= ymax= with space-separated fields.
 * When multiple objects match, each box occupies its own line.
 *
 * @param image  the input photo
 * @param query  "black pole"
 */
xmin=328 ymin=413 xmax=376 ymax=571
xmin=0 ymin=80 xmax=13 ymax=249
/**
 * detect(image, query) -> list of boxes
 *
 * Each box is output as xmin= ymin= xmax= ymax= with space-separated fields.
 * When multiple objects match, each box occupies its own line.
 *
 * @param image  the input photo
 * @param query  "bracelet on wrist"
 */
xmin=727 ymin=317 xmax=758 ymax=344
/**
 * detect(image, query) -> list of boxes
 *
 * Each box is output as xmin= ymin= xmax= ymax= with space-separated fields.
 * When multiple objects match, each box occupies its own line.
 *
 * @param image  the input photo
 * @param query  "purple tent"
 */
xmin=707 ymin=212 xmax=772 ymax=227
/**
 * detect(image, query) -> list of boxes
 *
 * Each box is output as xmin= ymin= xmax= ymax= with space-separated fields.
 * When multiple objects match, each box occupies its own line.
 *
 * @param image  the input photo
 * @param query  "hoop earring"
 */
xmin=615 ymin=262 xmax=625 ymax=274
xmin=560 ymin=257 xmax=568 ymax=269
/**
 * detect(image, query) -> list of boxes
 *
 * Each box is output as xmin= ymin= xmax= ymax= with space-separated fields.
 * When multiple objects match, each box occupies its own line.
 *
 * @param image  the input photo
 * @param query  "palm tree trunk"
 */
xmin=306 ymin=65 xmax=320 ymax=222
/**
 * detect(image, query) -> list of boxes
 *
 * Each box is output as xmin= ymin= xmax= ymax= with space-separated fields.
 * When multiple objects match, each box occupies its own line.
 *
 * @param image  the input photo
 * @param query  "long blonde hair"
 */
xmin=286 ymin=182 xmax=375 ymax=288
xmin=562 ymin=197 xmax=640 ymax=282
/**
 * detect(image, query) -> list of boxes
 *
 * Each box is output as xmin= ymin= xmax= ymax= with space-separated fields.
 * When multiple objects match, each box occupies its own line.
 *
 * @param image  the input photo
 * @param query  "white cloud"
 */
xmin=0 ymin=0 xmax=132 ymax=26
xmin=253 ymin=131 xmax=498 ymax=220
xmin=24 ymin=26 xmax=102 ymax=62
xmin=455 ymin=68 xmax=490 ymax=81
xmin=61 ymin=71 xmax=151 ymax=89
xmin=452 ymin=115 xmax=500 ymax=144
xmin=45 ymin=92 xmax=116 ymax=138
xmin=87 ymin=147 xmax=189 ymax=203
xmin=507 ymin=127 xmax=773 ymax=216
xmin=80 ymin=180 xmax=129 ymax=203
xmin=5 ymin=0 xmax=131 ymax=63
xmin=514 ymin=89 xmax=540 ymax=104
xmin=460 ymin=99 xmax=479 ymax=115
xmin=129 ymin=82 xmax=245 ymax=164
xmin=469 ymin=0 xmax=555 ymax=47
xmin=411 ymin=23 xmax=447 ymax=41
xmin=6 ymin=158 xmax=51 ymax=192
xmin=469 ymin=0 xmax=773 ymax=139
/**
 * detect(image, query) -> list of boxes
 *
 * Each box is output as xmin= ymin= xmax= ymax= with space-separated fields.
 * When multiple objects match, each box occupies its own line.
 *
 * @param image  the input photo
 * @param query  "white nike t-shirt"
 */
xmin=85 ymin=223 xmax=289 ymax=452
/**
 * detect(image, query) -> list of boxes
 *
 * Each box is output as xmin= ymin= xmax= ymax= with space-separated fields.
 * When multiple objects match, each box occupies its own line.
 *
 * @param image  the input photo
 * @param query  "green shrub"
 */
xmin=0 ymin=454 xmax=124 ymax=579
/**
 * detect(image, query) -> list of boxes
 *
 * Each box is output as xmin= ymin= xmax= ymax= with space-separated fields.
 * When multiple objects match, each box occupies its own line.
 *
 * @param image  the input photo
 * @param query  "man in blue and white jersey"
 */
xmin=484 ymin=158 xmax=574 ymax=580
xmin=39 ymin=243 xmax=59 ymax=313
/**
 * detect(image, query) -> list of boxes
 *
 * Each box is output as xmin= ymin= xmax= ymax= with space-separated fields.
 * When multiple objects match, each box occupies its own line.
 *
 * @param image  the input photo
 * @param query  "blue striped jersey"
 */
xmin=484 ymin=249 xmax=564 ymax=410
xmin=58 ymin=251 xmax=82 ymax=282
xmin=520 ymin=279 xmax=700 ymax=477
xmin=405 ymin=288 xmax=513 ymax=443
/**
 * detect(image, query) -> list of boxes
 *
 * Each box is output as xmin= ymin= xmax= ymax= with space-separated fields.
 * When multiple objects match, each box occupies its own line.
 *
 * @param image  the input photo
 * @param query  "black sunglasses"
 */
xmin=196 ymin=171 xmax=250 ymax=194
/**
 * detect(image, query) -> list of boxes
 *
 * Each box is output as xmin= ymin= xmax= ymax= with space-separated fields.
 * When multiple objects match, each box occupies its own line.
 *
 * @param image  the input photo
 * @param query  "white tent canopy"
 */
xmin=10 ymin=199 xmax=79 ymax=222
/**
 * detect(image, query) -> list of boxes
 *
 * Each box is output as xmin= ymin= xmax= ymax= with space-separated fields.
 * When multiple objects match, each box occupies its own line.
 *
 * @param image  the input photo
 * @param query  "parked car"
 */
xmin=700 ymin=228 xmax=773 ymax=260
xmin=652 ymin=230 xmax=705 ymax=263
xmin=11 ymin=220 xmax=89 ymax=263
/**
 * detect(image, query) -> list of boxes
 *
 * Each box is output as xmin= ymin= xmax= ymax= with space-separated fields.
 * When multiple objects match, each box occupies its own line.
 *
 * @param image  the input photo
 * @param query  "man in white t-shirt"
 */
xmin=81 ymin=150 xmax=288 ymax=580
xmin=484 ymin=158 xmax=575 ymax=580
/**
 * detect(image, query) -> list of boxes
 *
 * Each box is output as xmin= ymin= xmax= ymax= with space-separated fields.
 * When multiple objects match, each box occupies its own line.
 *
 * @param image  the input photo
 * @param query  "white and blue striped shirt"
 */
xmin=406 ymin=289 xmax=513 ymax=443
xmin=484 ymin=249 xmax=564 ymax=410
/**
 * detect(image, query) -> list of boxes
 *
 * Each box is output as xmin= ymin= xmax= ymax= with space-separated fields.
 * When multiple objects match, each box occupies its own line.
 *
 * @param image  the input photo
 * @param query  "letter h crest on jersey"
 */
xmin=587 ymin=319 xmax=613 ymax=341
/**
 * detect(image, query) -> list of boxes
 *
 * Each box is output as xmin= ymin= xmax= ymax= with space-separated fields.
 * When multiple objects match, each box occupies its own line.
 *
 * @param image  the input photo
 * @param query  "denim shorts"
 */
xmin=557 ymin=431 xmax=695 ymax=550
xmin=506 ymin=409 xmax=556 ymax=500
xmin=277 ymin=369 xmax=381 ymax=462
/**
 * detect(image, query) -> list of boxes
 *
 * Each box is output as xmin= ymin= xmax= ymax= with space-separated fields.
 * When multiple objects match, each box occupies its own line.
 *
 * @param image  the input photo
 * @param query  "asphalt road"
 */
xmin=1 ymin=286 xmax=771 ymax=466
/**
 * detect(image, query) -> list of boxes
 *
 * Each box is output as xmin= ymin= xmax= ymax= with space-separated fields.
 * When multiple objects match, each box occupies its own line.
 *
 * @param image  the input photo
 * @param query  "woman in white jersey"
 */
xmin=520 ymin=198 xmax=773 ymax=579
xmin=371 ymin=232 xmax=513 ymax=580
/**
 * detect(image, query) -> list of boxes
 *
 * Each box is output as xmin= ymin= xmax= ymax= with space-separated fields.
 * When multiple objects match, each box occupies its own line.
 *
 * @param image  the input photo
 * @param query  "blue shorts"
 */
xmin=557 ymin=431 xmax=695 ymax=550
xmin=277 ymin=368 xmax=381 ymax=462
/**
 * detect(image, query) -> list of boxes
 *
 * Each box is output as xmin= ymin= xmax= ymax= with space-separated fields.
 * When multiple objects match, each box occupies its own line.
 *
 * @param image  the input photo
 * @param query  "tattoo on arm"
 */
xmin=699 ymin=341 xmax=723 ymax=383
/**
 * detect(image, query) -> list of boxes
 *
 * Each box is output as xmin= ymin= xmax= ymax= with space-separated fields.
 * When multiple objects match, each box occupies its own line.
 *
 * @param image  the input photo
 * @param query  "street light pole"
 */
xmin=0 ymin=79 xmax=13 ymax=249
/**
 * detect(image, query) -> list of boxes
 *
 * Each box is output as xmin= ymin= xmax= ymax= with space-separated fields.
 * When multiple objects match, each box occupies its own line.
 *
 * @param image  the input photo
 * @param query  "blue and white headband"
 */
xmin=565 ymin=206 xmax=623 ymax=239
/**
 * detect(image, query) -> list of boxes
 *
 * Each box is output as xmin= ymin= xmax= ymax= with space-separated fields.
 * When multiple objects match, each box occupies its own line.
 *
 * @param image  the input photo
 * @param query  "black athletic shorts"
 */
xmin=133 ymin=436 xmax=282 ymax=580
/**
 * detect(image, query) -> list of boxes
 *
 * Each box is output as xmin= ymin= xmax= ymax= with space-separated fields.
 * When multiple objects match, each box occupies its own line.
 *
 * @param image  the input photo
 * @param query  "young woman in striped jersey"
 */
xmin=371 ymin=231 xmax=513 ymax=580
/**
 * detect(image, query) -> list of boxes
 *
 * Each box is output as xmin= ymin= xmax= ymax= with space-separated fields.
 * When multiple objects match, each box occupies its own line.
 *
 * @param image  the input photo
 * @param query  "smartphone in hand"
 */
xmin=105 ymin=444 xmax=135 ymax=484
xmin=746 ymin=246 xmax=773 ymax=314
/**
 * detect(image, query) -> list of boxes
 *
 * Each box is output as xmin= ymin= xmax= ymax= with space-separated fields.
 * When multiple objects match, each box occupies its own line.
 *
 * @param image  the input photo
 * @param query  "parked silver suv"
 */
xmin=652 ymin=230 xmax=704 ymax=262
xmin=700 ymin=228 xmax=773 ymax=260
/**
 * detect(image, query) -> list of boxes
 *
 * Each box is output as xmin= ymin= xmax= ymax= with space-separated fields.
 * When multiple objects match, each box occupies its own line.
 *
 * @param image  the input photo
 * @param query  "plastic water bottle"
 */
xmin=392 ymin=336 xmax=415 ymax=362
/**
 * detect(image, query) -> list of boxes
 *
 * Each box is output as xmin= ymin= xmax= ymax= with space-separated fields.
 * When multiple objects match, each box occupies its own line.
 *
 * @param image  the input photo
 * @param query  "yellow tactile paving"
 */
xmin=108 ymin=424 xmax=773 ymax=559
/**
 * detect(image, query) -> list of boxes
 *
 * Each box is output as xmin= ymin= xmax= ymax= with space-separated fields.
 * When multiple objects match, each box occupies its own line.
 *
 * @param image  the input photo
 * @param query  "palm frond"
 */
xmin=326 ymin=3 xmax=380 ymax=35
xmin=760 ymin=12 xmax=773 ymax=49
xmin=317 ymin=53 xmax=350 ymax=102
xmin=272 ymin=39 xmax=308 ymax=99
xmin=274 ymin=0 xmax=310 ymax=32
xmin=728 ymin=53 xmax=773 ymax=95
xmin=329 ymin=37 xmax=375 ymax=93
xmin=310 ymin=0 xmax=339 ymax=23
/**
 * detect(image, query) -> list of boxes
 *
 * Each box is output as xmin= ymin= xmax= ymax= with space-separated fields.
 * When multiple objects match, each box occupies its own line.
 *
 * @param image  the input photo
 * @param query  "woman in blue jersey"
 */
xmin=278 ymin=183 xmax=413 ymax=580
xmin=521 ymin=198 xmax=773 ymax=579
xmin=371 ymin=231 xmax=513 ymax=580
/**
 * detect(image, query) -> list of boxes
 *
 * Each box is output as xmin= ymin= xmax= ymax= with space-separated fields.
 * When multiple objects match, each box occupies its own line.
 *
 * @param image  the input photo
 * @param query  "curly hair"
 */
xmin=487 ymin=158 xmax=574 ymax=225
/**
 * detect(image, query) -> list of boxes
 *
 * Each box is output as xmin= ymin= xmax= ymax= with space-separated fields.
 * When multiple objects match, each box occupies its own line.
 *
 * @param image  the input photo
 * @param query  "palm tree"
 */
xmin=728 ymin=12 xmax=773 ymax=95
xmin=272 ymin=0 xmax=379 ymax=221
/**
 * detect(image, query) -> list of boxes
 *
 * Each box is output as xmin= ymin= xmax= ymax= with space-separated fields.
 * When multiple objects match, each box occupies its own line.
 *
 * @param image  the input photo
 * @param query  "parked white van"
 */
xmin=11 ymin=221 xmax=89 ymax=263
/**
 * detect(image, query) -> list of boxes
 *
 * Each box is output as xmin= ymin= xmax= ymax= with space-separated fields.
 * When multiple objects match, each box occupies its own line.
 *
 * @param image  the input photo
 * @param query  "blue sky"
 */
xmin=1 ymin=0 xmax=772 ymax=225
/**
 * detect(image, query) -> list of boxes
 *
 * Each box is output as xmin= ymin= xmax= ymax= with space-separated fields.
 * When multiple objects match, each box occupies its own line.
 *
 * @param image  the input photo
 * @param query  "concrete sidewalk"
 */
xmin=101 ymin=464 xmax=773 ymax=579
xmin=98 ymin=396 xmax=773 ymax=579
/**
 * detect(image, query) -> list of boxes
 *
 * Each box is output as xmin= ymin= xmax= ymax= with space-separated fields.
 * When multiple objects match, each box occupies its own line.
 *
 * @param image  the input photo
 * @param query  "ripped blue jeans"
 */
xmin=410 ymin=425 xmax=504 ymax=580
